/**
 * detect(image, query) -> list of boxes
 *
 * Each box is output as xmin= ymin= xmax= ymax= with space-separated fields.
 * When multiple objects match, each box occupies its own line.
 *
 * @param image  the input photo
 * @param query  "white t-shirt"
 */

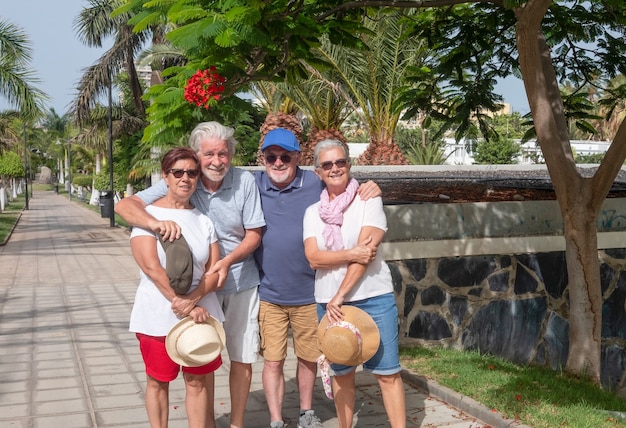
xmin=129 ymin=206 xmax=224 ymax=337
xmin=303 ymin=196 xmax=393 ymax=303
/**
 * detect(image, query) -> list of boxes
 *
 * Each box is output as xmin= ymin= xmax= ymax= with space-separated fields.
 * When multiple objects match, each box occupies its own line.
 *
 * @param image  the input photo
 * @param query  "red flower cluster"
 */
xmin=184 ymin=67 xmax=226 ymax=109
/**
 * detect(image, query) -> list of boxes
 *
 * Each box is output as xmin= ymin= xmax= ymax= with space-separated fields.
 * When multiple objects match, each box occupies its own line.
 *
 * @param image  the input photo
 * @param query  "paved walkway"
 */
xmin=0 ymin=190 xmax=511 ymax=427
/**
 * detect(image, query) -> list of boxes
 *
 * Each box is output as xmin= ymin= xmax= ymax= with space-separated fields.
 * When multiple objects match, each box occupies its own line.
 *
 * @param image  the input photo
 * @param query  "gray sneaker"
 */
xmin=298 ymin=410 xmax=323 ymax=428
xmin=270 ymin=421 xmax=285 ymax=428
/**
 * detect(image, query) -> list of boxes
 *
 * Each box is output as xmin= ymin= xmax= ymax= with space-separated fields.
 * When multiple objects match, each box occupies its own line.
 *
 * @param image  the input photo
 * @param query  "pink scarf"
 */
xmin=319 ymin=178 xmax=359 ymax=250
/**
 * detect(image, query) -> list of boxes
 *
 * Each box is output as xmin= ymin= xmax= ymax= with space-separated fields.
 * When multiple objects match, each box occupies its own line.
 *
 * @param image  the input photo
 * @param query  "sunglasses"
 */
xmin=264 ymin=153 xmax=294 ymax=164
xmin=169 ymin=169 xmax=200 ymax=179
xmin=318 ymin=158 xmax=349 ymax=171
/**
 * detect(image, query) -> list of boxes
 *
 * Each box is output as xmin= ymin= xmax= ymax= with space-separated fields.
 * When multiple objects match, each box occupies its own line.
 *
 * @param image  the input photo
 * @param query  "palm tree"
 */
xmin=599 ymin=75 xmax=626 ymax=141
xmin=0 ymin=19 xmax=47 ymax=120
xmin=40 ymin=108 xmax=72 ymax=190
xmin=0 ymin=110 xmax=22 ymax=153
xmin=72 ymin=0 xmax=151 ymax=125
xmin=249 ymin=81 xmax=303 ymax=164
xmin=312 ymin=9 xmax=427 ymax=165
xmin=271 ymin=77 xmax=353 ymax=165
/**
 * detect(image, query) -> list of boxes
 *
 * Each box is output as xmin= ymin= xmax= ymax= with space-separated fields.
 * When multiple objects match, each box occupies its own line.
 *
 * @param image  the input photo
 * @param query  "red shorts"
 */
xmin=136 ymin=333 xmax=222 ymax=382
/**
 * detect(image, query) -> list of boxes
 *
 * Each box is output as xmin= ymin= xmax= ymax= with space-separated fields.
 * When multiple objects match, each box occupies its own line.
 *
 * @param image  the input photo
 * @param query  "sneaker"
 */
xmin=298 ymin=410 xmax=323 ymax=428
xmin=270 ymin=421 xmax=285 ymax=428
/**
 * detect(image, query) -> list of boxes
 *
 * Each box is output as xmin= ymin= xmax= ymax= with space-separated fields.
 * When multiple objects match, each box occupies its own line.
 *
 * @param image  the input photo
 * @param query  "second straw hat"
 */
xmin=317 ymin=306 xmax=380 ymax=366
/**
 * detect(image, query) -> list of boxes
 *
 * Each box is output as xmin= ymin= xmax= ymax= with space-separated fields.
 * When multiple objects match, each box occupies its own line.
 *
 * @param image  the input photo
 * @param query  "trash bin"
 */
xmin=99 ymin=191 xmax=114 ymax=218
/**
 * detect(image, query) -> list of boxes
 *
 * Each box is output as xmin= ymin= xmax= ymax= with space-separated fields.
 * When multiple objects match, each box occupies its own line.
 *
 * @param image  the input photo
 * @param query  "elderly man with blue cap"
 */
xmin=253 ymin=128 xmax=380 ymax=428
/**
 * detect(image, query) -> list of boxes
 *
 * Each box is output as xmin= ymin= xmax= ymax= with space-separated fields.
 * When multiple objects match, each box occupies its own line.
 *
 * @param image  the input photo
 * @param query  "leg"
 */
xmin=259 ymin=301 xmax=290 ymax=424
xmin=332 ymin=371 xmax=356 ymax=428
xmin=145 ymin=374 xmax=170 ymax=428
xmin=375 ymin=373 xmax=406 ymax=428
xmin=219 ymin=289 xmax=260 ymax=428
xmin=229 ymin=361 xmax=252 ymax=428
xmin=296 ymin=358 xmax=317 ymax=411
xmin=263 ymin=359 xmax=286 ymax=423
xmin=290 ymin=303 xmax=321 ymax=413
xmin=184 ymin=372 xmax=215 ymax=428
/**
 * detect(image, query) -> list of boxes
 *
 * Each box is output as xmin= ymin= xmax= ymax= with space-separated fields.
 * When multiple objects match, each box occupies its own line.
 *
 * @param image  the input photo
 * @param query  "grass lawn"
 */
xmin=0 ymin=192 xmax=25 ymax=244
xmin=401 ymin=345 xmax=626 ymax=428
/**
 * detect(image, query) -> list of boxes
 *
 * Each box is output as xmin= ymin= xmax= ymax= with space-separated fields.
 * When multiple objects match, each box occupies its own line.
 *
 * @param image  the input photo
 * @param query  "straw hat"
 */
xmin=165 ymin=316 xmax=226 ymax=367
xmin=317 ymin=306 xmax=380 ymax=366
xmin=158 ymin=234 xmax=194 ymax=295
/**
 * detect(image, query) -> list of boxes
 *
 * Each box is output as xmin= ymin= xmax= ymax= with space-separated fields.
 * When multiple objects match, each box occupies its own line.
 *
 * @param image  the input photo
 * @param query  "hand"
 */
xmin=189 ymin=306 xmax=209 ymax=323
xmin=325 ymin=296 xmax=345 ymax=324
xmin=171 ymin=295 xmax=197 ymax=318
xmin=148 ymin=219 xmax=181 ymax=241
xmin=350 ymin=236 xmax=376 ymax=264
xmin=207 ymin=259 xmax=230 ymax=289
xmin=357 ymin=180 xmax=382 ymax=201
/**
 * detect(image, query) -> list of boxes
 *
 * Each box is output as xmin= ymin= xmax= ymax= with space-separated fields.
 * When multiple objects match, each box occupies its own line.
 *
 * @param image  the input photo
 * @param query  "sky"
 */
xmin=0 ymin=1 xmax=531 ymax=116
xmin=0 ymin=0 xmax=111 ymax=115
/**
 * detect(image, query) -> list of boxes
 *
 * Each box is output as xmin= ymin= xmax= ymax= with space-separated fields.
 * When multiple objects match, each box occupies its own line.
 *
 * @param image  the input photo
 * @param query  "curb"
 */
xmin=401 ymin=369 xmax=532 ymax=428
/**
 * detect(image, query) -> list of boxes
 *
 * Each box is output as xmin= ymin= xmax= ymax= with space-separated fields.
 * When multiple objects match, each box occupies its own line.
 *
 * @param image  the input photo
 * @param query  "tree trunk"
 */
xmin=515 ymin=0 xmax=603 ymax=382
xmin=561 ymin=180 xmax=602 ymax=381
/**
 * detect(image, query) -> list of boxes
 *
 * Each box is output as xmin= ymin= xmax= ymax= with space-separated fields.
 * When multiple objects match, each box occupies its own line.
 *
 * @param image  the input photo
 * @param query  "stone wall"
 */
xmin=382 ymin=199 xmax=626 ymax=392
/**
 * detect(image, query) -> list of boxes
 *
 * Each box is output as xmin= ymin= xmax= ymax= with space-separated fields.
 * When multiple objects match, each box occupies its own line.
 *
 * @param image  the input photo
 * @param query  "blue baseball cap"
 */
xmin=261 ymin=128 xmax=301 ymax=152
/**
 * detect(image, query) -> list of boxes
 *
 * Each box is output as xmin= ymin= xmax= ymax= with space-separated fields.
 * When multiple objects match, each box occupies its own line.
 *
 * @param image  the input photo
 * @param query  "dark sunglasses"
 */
xmin=264 ymin=153 xmax=293 ymax=164
xmin=169 ymin=169 xmax=200 ymax=179
xmin=318 ymin=158 xmax=349 ymax=171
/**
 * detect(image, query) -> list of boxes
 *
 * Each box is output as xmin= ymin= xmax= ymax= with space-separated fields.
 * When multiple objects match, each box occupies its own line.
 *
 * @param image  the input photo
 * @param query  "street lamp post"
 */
xmin=107 ymin=73 xmax=115 ymax=227
xmin=67 ymin=140 xmax=72 ymax=202
xmin=23 ymin=123 xmax=28 ymax=210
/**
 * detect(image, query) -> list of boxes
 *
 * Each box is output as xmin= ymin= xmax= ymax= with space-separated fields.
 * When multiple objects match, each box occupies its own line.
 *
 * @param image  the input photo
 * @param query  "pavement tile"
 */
xmin=0 ymin=191 xmax=526 ymax=428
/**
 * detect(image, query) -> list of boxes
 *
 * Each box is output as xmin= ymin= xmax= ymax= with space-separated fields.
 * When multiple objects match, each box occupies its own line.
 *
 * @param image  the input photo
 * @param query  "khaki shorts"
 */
xmin=259 ymin=301 xmax=321 ymax=363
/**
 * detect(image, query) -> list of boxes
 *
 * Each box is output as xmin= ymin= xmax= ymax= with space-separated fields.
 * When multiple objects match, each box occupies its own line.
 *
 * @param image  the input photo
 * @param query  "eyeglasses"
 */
xmin=264 ymin=153 xmax=293 ymax=164
xmin=318 ymin=158 xmax=349 ymax=171
xmin=168 ymin=169 xmax=200 ymax=179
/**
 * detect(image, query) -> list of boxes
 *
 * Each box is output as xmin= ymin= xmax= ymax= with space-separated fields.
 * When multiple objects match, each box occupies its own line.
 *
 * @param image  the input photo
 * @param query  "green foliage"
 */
xmin=93 ymin=170 xmax=125 ymax=193
xmin=0 ymin=151 xmax=25 ymax=177
xmin=72 ymin=174 xmax=93 ymax=188
xmin=575 ymin=153 xmax=605 ymax=164
xmin=473 ymin=137 xmax=521 ymax=164
xmin=394 ymin=127 xmax=450 ymax=165
xmin=488 ymin=112 xmax=528 ymax=140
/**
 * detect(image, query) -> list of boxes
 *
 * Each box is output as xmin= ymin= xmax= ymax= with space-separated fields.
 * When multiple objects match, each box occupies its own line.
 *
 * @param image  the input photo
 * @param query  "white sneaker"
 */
xmin=298 ymin=410 xmax=323 ymax=428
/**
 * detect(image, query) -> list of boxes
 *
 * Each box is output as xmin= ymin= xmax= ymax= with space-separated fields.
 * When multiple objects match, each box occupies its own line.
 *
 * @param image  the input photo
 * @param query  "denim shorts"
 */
xmin=317 ymin=293 xmax=401 ymax=376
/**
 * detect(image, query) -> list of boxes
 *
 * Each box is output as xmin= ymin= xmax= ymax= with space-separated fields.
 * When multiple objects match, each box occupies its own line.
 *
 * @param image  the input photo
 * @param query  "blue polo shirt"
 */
xmin=254 ymin=168 xmax=324 ymax=305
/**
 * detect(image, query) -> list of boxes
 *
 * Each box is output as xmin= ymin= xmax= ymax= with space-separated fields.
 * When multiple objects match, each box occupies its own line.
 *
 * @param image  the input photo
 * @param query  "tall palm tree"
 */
xmin=72 ymin=0 xmax=151 ymax=126
xmin=313 ymin=9 xmax=428 ymax=165
xmin=0 ymin=19 xmax=47 ymax=120
xmin=0 ymin=110 xmax=21 ymax=153
xmin=41 ymin=108 xmax=72 ymax=188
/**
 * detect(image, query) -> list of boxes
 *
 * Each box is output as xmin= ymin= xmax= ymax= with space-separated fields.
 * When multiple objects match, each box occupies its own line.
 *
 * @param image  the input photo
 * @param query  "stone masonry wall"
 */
xmin=389 ymin=249 xmax=626 ymax=392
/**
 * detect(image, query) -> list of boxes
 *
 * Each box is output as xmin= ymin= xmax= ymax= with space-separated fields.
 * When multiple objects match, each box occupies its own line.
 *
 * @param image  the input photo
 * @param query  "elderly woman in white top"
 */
xmin=129 ymin=147 xmax=224 ymax=428
xmin=303 ymin=139 xmax=406 ymax=428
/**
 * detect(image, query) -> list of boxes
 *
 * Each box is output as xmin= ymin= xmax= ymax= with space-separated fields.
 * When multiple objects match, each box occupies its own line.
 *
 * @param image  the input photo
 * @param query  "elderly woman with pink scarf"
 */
xmin=303 ymin=139 xmax=406 ymax=428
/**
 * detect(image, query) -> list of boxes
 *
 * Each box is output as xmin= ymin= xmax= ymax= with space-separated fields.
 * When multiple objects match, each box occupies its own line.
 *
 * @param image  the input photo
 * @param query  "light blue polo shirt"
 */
xmin=254 ymin=168 xmax=324 ymax=305
xmin=136 ymin=167 xmax=266 ymax=295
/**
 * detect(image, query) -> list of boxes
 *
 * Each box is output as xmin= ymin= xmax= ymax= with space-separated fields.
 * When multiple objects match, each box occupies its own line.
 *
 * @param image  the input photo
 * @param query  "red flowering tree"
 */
xmin=183 ymin=67 xmax=226 ymax=109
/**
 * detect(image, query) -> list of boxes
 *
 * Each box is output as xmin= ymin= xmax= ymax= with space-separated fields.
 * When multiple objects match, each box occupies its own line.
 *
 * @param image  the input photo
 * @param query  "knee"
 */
xmin=375 ymin=372 xmax=402 ymax=386
xmin=184 ymin=374 xmax=209 ymax=391
xmin=264 ymin=359 xmax=285 ymax=372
